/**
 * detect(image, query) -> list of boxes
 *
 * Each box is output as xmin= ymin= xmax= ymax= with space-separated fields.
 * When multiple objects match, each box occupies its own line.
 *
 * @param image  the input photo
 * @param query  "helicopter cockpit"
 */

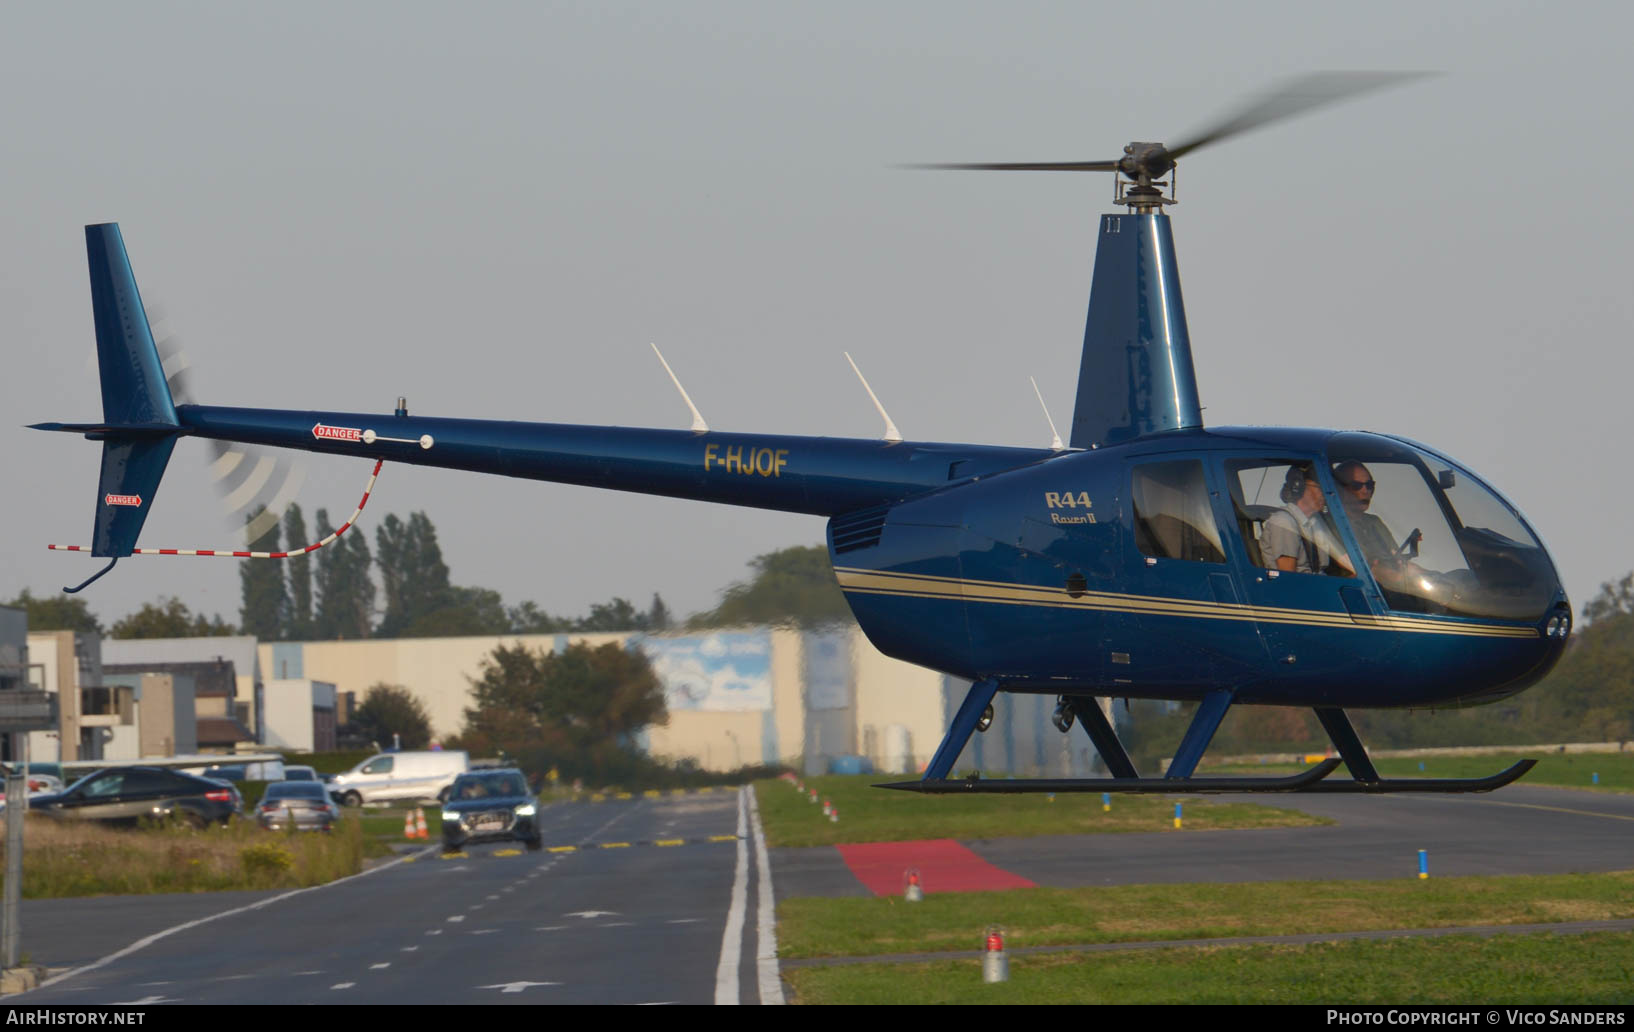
xmin=1323 ymin=433 xmax=1561 ymax=622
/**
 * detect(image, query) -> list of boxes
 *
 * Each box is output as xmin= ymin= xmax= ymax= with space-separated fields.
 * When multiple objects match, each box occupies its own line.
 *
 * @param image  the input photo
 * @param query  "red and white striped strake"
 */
xmin=49 ymin=460 xmax=383 ymax=560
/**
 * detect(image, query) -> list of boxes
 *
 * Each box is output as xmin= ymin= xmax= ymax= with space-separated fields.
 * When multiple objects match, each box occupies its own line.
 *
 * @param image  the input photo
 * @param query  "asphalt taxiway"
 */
xmin=11 ymin=782 xmax=1631 ymax=1004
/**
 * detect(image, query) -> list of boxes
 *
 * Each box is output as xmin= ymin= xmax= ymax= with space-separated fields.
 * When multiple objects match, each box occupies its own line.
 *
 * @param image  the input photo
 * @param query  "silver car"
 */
xmin=256 ymin=781 xmax=340 ymax=832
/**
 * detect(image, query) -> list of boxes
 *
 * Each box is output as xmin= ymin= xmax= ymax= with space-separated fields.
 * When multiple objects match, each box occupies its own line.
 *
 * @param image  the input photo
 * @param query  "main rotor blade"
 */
xmin=1166 ymin=70 xmax=1433 ymax=161
xmin=906 ymin=160 xmax=1121 ymax=172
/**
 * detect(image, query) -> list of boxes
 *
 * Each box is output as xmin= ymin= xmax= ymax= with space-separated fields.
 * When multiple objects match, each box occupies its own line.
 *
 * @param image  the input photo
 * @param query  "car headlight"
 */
xmin=514 ymin=803 xmax=536 ymax=818
xmin=440 ymin=810 xmax=460 ymax=823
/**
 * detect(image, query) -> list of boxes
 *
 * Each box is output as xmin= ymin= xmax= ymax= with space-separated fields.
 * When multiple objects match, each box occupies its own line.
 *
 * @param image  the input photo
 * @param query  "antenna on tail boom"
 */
xmin=844 ymin=352 xmax=902 ymax=443
xmin=650 ymin=343 xmax=709 ymax=433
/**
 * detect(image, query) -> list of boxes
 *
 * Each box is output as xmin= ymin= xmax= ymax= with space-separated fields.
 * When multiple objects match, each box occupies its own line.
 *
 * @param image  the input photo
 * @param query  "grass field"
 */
xmin=782 ymin=931 xmax=1634 ymax=1004
xmin=1214 ymin=751 xmax=1634 ymax=791
xmin=776 ymin=870 xmax=1634 ymax=959
xmin=0 ymin=814 xmax=366 ymax=896
xmin=755 ymin=775 xmax=1329 ymax=848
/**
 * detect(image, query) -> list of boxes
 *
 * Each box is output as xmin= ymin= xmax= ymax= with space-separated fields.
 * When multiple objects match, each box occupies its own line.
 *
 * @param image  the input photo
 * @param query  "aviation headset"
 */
xmin=1281 ymin=465 xmax=1314 ymax=504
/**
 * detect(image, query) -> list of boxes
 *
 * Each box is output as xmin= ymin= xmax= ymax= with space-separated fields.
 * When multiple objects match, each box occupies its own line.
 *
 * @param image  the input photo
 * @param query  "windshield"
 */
xmin=452 ymin=773 xmax=530 ymax=800
xmin=1327 ymin=433 xmax=1558 ymax=620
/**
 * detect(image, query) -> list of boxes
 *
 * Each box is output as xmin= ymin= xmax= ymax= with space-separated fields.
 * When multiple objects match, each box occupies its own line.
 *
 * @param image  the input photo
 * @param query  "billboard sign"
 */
xmin=642 ymin=632 xmax=772 ymax=712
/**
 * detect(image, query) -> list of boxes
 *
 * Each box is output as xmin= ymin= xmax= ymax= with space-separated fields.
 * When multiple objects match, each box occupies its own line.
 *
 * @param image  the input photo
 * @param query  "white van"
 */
xmin=329 ymin=750 xmax=469 ymax=807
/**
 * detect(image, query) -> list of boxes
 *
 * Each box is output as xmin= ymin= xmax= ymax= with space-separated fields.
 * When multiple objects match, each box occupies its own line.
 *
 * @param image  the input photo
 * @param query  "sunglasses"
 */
xmin=1341 ymin=479 xmax=1376 ymax=491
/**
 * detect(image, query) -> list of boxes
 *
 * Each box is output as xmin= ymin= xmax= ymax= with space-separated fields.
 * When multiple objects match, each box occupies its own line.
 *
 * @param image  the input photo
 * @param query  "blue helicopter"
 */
xmin=33 ymin=75 xmax=1570 ymax=794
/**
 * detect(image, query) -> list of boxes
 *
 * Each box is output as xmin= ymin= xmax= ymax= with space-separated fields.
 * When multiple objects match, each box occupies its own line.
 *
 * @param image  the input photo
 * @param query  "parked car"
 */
xmin=439 ymin=769 xmax=541 ymax=852
xmin=28 ymin=766 xmax=242 ymax=827
xmin=328 ymin=750 xmax=468 ymax=807
xmin=282 ymin=765 xmax=321 ymax=783
xmin=255 ymin=781 xmax=340 ymax=832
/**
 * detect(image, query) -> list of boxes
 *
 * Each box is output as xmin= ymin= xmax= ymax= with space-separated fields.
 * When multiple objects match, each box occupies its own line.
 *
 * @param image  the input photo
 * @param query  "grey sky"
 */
xmin=3 ymin=1 xmax=1629 ymax=629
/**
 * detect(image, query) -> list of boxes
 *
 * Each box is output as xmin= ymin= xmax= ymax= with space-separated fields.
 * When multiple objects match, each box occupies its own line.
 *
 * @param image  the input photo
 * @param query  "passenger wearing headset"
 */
xmin=1260 ymin=465 xmax=1354 ymax=575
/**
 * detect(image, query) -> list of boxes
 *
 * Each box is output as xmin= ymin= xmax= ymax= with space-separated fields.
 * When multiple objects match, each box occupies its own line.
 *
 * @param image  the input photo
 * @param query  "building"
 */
xmin=260 ymin=626 xmax=1101 ymax=777
xmin=261 ymin=679 xmax=338 ymax=753
xmin=102 ymin=638 xmax=264 ymax=743
xmin=101 ymin=657 xmax=251 ymax=754
xmin=24 ymin=630 xmax=106 ymax=763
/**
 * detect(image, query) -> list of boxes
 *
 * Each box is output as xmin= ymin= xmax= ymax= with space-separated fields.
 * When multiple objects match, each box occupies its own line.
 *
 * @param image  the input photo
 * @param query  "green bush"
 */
xmin=239 ymin=841 xmax=294 ymax=877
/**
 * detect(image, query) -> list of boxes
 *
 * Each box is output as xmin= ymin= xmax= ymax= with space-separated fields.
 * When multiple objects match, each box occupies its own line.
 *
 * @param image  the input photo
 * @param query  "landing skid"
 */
xmin=897 ymin=682 xmax=1537 ymax=795
xmin=879 ymin=757 xmax=1342 ymax=794
xmin=880 ymin=757 xmax=1537 ymax=794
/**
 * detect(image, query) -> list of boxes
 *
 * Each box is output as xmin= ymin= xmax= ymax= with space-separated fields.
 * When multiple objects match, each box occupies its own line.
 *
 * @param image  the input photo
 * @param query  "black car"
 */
xmin=439 ymin=769 xmax=542 ymax=852
xmin=29 ymin=766 xmax=243 ymax=827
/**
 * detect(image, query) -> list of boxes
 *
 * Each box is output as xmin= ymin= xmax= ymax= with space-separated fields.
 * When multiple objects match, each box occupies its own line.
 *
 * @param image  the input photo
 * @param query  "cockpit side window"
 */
xmin=1226 ymin=459 xmax=1355 ymax=578
xmin=1131 ymin=460 xmax=1225 ymax=563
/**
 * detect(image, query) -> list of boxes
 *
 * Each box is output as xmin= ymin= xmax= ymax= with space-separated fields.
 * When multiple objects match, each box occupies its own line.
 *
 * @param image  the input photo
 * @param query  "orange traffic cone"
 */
xmin=414 ymin=808 xmax=429 ymax=840
xmin=404 ymin=808 xmax=417 ymax=838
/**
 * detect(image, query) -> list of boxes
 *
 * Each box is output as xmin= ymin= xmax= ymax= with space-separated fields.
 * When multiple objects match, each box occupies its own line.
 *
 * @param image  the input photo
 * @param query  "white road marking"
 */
xmin=426 ymin=929 xmax=443 ymax=936
xmin=534 ymin=925 xmax=568 ymax=932
xmin=31 ymin=844 xmax=438 ymax=994
xmin=114 ymin=995 xmax=176 ymax=1005
xmin=714 ymin=786 xmax=750 ymax=1005
xmin=331 ymin=983 xmax=355 ymax=990
xmin=294 ymin=971 xmax=322 ymax=976
xmin=446 ymin=915 xmax=466 ymax=923
xmin=469 ymin=904 xmax=484 ymax=910
xmin=565 ymin=910 xmax=618 ymax=919
xmin=401 ymin=946 xmax=419 ymax=953
xmin=137 ymin=981 xmax=172 ymax=986
xmin=603 ymin=922 xmax=633 ymax=928
xmin=668 ymin=918 xmax=702 ymax=925
xmin=748 ymin=784 xmax=785 ymax=1006
xmin=487 ymin=894 xmax=499 ymax=900
xmin=479 ymin=981 xmax=558 ymax=994
xmin=370 ymin=963 xmax=390 ymax=969
xmin=470 ymin=929 xmax=500 ymax=935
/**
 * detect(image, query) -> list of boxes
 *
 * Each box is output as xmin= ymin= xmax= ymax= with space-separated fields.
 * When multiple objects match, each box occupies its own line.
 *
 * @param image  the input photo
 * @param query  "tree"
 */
xmin=110 ymin=597 xmax=236 ymax=639
xmin=1583 ymin=573 xmax=1634 ymax=625
xmin=284 ymin=504 xmax=314 ymax=640
xmin=238 ymin=507 xmax=288 ymax=641
xmin=3 ymin=590 xmax=102 ymax=634
xmin=507 ymin=601 xmax=571 ymax=634
xmin=351 ymin=683 xmax=433 ymax=750
xmin=578 ymin=597 xmax=646 ymax=632
xmin=645 ymin=593 xmax=672 ymax=632
xmin=689 ymin=545 xmax=853 ymax=628
xmin=375 ymin=512 xmax=453 ymax=637
xmin=312 ymin=508 xmax=376 ymax=639
xmin=406 ymin=586 xmax=513 ymax=637
xmin=457 ymin=642 xmax=667 ymax=779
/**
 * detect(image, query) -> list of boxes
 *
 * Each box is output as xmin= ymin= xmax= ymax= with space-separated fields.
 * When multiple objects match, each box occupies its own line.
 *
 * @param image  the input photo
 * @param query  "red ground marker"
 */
xmin=835 ymin=839 xmax=1036 ymax=896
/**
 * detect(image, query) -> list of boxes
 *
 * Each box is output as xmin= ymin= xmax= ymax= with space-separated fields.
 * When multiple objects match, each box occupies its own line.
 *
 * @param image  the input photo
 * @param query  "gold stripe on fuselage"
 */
xmin=831 ymin=567 xmax=1538 ymax=639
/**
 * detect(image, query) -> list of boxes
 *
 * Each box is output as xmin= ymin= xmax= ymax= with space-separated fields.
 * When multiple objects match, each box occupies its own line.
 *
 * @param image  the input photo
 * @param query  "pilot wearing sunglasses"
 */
xmin=1332 ymin=461 xmax=1394 ymax=563
xmin=1332 ymin=460 xmax=1424 ymax=598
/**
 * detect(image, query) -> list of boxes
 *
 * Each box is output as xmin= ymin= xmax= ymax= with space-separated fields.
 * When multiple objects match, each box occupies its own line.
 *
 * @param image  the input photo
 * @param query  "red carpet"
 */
xmin=835 ymin=839 xmax=1036 ymax=896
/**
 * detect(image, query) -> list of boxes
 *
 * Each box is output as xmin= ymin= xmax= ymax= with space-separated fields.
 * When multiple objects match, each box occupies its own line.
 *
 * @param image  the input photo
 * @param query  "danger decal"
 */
xmin=105 ymin=494 xmax=143 ymax=507
xmin=313 ymin=423 xmax=363 ymax=442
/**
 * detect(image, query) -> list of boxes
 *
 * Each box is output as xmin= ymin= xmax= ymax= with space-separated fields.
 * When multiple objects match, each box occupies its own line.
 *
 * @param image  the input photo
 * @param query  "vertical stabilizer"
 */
xmin=82 ymin=224 xmax=180 ymax=557
xmin=1068 ymin=213 xmax=1202 ymax=449
xmin=85 ymin=223 xmax=178 ymax=428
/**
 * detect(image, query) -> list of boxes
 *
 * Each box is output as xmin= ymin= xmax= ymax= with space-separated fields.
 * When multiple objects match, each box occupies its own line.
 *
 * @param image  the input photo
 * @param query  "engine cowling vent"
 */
xmin=830 ymin=505 xmax=890 ymax=554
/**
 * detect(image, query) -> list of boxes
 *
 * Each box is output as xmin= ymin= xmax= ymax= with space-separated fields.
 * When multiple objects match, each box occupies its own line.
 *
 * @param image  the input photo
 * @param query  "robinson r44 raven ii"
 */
xmin=34 ymin=74 xmax=1570 ymax=794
